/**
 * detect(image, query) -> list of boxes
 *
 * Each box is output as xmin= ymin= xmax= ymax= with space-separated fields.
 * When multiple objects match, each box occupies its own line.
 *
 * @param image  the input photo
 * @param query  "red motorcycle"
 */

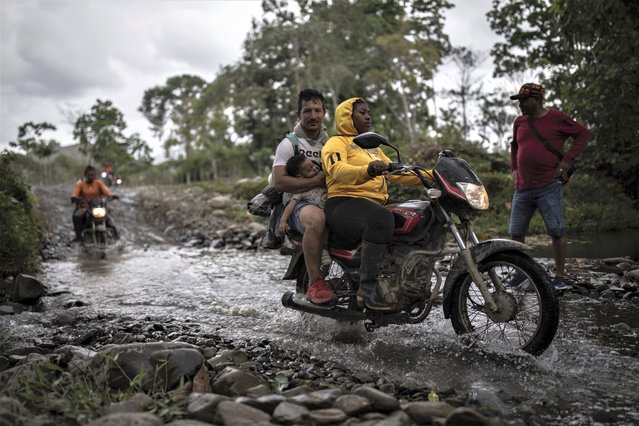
xmin=281 ymin=132 xmax=559 ymax=355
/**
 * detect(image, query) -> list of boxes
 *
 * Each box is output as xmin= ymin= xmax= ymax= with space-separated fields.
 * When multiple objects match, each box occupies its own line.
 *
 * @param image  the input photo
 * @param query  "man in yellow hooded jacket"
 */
xmin=321 ymin=98 xmax=434 ymax=310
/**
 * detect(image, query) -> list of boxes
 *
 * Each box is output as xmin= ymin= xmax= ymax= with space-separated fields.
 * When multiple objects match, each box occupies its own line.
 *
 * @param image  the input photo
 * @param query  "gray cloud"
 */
xmin=1 ymin=0 xmax=263 ymax=150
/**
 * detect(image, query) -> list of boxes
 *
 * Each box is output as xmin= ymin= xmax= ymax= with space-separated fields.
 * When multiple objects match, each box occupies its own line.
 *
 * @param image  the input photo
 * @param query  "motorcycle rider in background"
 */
xmin=101 ymin=161 xmax=114 ymax=186
xmin=321 ymin=98 xmax=435 ymax=310
xmin=71 ymin=165 xmax=120 ymax=241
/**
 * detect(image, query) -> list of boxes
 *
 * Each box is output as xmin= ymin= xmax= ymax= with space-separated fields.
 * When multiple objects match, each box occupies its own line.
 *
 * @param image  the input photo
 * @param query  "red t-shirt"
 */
xmin=510 ymin=109 xmax=589 ymax=190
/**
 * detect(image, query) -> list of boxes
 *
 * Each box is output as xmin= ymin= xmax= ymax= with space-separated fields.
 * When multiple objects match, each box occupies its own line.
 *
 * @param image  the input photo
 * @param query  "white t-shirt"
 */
xmin=272 ymin=134 xmax=324 ymax=171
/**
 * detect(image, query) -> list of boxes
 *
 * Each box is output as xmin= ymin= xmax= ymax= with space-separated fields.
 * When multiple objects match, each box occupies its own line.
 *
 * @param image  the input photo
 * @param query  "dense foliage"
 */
xmin=0 ymin=152 xmax=45 ymax=278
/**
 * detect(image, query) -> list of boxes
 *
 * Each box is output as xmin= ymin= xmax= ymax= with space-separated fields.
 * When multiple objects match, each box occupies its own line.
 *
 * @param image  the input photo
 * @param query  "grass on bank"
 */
xmin=2 ymin=357 xmax=189 ymax=424
xmin=0 ymin=152 xmax=47 ymax=279
xmin=219 ymin=169 xmax=638 ymax=239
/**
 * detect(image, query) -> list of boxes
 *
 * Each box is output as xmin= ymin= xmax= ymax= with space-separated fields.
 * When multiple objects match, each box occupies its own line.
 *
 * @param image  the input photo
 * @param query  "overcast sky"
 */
xmin=1 ymin=0 xmax=503 ymax=158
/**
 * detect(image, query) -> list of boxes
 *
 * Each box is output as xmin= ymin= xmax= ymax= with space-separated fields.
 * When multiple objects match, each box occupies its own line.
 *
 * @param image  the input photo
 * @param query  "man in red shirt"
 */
xmin=509 ymin=83 xmax=590 ymax=290
xmin=71 ymin=165 xmax=119 ymax=241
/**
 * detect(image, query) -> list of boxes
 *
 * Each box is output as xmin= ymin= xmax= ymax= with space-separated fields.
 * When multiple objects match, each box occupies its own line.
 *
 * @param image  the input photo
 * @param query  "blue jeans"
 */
xmin=509 ymin=181 xmax=565 ymax=237
xmin=287 ymin=200 xmax=314 ymax=234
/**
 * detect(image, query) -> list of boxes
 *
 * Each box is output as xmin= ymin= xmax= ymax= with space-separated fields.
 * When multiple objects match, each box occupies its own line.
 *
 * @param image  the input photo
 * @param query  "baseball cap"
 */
xmin=510 ymin=83 xmax=545 ymax=100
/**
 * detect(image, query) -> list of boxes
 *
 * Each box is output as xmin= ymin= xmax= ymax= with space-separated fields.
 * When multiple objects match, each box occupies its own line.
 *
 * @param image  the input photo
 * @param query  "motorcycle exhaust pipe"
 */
xmin=282 ymin=291 xmax=369 ymax=322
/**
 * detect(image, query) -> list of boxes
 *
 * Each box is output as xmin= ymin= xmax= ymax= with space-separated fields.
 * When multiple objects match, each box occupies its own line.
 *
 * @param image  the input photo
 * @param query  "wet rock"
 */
xmin=85 ymin=412 xmax=163 ymax=426
xmin=308 ymin=407 xmax=348 ymax=424
xmin=11 ymin=274 xmax=46 ymax=303
xmin=214 ymin=400 xmax=272 ymax=425
xmin=354 ymin=386 xmax=400 ymax=413
xmin=211 ymin=366 xmax=268 ymax=397
xmin=334 ymin=393 xmax=372 ymax=416
xmin=96 ymin=342 xmax=204 ymax=392
xmin=54 ymin=310 xmax=78 ymax=325
xmin=238 ymin=394 xmax=286 ymax=414
xmin=104 ymin=393 xmax=153 ymax=415
xmin=272 ymin=401 xmax=310 ymax=424
xmin=290 ymin=388 xmax=344 ymax=410
xmin=591 ymin=409 xmax=619 ymax=423
xmin=185 ymin=393 xmax=231 ymax=423
xmin=0 ymin=302 xmax=27 ymax=315
xmin=445 ymin=406 xmax=499 ymax=425
xmin=166 ymin=421 xmax=215 ymax=426
xmin=404 ymin=401 xmax=456 ymax=423
xmin=624 ymin=268 xmax=639 ymax=283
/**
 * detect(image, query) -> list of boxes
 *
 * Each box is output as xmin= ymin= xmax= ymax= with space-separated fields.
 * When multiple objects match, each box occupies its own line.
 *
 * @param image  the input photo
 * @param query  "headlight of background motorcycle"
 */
xmin=456 ymin=182 xmax=489 ymax=210
xmin=92 ymin=207 xmax=107 ymax=218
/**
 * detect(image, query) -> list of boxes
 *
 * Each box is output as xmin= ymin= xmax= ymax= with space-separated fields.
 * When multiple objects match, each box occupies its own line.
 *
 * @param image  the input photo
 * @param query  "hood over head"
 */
xmin=335 ymin=97 xmax=365 ymax=135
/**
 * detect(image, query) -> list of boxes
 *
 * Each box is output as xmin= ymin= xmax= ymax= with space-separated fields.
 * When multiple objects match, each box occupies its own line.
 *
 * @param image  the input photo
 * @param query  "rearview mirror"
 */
xmin=353 ymin=132 xmax=401 ymax=163
xmin=353 ymin=132 xmax=388 ymax=149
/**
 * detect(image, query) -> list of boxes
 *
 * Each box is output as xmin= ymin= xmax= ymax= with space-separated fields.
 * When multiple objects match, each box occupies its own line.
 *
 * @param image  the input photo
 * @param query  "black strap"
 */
xmin=526 ymin=116 xmax=564 ymax=160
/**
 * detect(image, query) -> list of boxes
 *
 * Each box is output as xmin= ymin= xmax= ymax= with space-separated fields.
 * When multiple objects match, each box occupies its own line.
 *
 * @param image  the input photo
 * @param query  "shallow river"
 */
xmin=31 ymin=245 xmax=639 ymax=425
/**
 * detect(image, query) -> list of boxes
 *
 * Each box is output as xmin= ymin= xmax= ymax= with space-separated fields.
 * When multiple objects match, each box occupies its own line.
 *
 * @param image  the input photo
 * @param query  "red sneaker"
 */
xmin=306 ymin=278 xmax=336 ymax=304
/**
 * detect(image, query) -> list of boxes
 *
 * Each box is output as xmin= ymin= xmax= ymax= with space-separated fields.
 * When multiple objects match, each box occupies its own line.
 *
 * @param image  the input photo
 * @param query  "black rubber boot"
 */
xmin=357 ymin=241 xmax=393 ymax=311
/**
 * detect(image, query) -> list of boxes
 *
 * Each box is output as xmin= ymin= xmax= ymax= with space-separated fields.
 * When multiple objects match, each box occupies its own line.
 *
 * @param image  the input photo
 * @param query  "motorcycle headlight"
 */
xmin=92 ymin=207 xmax=107 ymax=218
xmin=115 ymin=178 xmax=122 ymax=185
xmin=456 ymin=182 xmax=489 ymax=210
xmin=101 ymin=172 xmax=107 ymax=178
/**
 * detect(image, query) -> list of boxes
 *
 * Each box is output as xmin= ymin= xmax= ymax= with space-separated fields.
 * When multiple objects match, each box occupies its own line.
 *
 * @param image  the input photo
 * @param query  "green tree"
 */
xmin=444 ymin=47 xmax=485 ymax=142
xmin=488 ymin=0 xmax=639 ymax=200
xmin=476 ymin=89 xmax=518 ymax=152
xmin=73 ymin=99 xmax=152 ymax=171
xmin=9 ymin=122 xmax=60 ymax=183
xmin=139 ymin=74 xmax=208 ymax=158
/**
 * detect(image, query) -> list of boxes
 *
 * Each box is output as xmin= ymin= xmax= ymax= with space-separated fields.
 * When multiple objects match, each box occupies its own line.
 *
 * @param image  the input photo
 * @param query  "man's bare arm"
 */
xmin=272 ymin=165 xmax=325 ymax=194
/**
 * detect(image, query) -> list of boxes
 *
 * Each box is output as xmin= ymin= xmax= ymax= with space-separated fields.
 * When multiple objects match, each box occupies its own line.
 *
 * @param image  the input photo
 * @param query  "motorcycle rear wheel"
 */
xmin=449 ymin=252 xmax=559 ymax=356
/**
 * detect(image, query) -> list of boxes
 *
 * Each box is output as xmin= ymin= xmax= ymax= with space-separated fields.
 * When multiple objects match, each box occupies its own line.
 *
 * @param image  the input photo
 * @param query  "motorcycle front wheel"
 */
xmin=449 ymin=252 xmax=559 ymax=356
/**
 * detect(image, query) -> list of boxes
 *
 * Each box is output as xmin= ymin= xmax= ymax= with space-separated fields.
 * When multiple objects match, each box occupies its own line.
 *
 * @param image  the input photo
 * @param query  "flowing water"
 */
xmin=27 ymin=245 xmax=639 ymax=426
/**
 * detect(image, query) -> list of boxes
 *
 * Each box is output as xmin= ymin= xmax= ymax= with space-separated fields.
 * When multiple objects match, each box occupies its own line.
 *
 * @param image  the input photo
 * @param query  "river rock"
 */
xmin=0 ymin=302 xmax=27 ymax=315
xmin=624 ymin=268 xmax=639 ymax=283
xmin=272 ymin=401 xmax=310 ymax=424
xmin=333 ymin=393 xmax=373 ymax=416
xmin=290 ymin=388 xmax=344 ymax=409
xmin=185 ymin=393 xmax=231 ymax=423
xmin=214 ymin=400 xmax=272 ymax=425
xmin=404 ymin=401 xmax=456 ymax=423
xmin=11 ymin=274 xmax=46 ymax=303
xmin=211 ymin=366 xmax=268 ymax=396
xmin=354 ymin=386 xmax=400 ymax=413
xmin=308 ymin=407 xmax=348 ymax=424
xmin=85 ymin=412 xmax=163 ymax=426
xmin=104 ymin=393 xmax=153 ymax=415
xmin=445 ymin=406 xmax=501 ymax=425
xmin=237 ymin=394 xmax=286 ymax=414
xmin=95 ymin=342 xmax=204 ymax=392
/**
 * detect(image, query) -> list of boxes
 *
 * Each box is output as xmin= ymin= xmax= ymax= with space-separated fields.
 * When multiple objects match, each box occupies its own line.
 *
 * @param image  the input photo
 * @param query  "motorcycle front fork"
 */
xmin=440 ymin=209 xmax=500 ymax=313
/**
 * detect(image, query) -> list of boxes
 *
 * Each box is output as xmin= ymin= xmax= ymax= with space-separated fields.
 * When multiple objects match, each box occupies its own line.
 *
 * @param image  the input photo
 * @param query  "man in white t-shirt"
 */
xmin=272 ymin=89 xmax=335 ymax=304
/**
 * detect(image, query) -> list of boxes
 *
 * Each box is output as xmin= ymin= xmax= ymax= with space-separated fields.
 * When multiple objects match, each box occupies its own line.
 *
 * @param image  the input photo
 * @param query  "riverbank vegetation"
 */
xmin=0 ymin=152 xmax=46 ymax=279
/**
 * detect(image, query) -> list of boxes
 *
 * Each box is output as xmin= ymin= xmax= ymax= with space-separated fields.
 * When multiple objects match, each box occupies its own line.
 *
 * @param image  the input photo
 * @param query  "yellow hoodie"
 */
xmin=321 ymin=97 xmax=433 ymax=204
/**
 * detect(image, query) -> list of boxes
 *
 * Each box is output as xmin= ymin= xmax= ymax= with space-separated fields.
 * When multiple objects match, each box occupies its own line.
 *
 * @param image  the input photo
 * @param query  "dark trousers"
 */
xmin=324 ymin=197 xmax=394 ymax=244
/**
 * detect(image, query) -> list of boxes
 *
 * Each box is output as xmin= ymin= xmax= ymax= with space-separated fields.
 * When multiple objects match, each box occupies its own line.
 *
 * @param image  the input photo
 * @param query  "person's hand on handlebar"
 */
xmin=367 ymin=160 xmax=389 ymax=177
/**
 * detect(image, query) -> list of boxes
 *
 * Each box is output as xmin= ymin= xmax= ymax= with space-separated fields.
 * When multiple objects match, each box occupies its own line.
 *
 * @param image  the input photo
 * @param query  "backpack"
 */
xmin=246 ymin=133 xmax=299 ymax=249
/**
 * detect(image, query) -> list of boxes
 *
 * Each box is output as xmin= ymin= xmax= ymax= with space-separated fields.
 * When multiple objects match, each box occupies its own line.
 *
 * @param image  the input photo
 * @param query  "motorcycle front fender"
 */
xmin=282 ymin=250 xmax=305 ymax=280
xmin=441 ymin=239 xmax=530 ymax=318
